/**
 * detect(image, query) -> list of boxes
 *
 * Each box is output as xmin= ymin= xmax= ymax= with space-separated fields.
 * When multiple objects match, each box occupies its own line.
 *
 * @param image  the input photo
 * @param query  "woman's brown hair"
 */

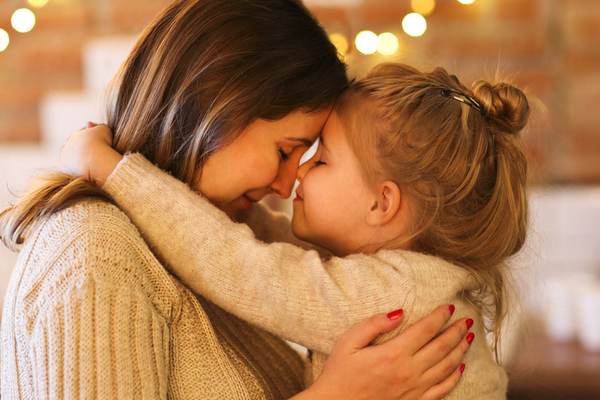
xmin=1 ymin=0 xmax=348 ymax=250
xmin=337 ymin=63 xmax=530 ymax=357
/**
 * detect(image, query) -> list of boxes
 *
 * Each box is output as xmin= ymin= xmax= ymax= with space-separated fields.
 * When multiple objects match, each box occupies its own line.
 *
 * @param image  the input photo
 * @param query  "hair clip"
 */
xmin=440 ymin=88 xmax=487 ymax=117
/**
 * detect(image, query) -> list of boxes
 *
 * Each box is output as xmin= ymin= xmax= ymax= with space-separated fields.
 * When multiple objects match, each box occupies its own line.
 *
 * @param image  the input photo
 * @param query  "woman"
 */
xmin=1 ymin=1 xmax=469 ymax=399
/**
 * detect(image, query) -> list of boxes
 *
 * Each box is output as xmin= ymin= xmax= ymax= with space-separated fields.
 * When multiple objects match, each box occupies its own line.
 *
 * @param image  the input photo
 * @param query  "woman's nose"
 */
xmin=296 ymin=160 xmax=311 ymax=183
xmin=269 ymin=162 xmax=297 ymax=199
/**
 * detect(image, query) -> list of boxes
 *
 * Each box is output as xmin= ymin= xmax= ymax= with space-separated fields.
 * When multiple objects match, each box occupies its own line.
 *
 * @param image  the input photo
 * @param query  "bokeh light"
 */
xmin=411 ymin=0 xmax=436 ymax=16
xmin=355 ymin=30 xmax=379 ymax=55
xmin=402 ymin=13 xmax=427 ymax=37
xmin=27 ymin=0 xmax=49 ymax=7
xmin=377 ymin=33 xmax=399 ymax=55
xmin=0 ymin=29 xmax=9 ymax=52
xmin=12 ymin=9 xmax=36 ymax=33
xmin=329 ymin=33 xmax=349 ymax=55
xmin=458 ymin=0 xmax=475 ymax=4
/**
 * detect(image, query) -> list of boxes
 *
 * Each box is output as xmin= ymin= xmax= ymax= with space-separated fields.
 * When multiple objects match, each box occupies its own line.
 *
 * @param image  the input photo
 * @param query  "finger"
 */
xmin=421 ymin=364 xmax=464 ymax=400
xmin=387 ymin=304 xmax=455 ymax=355
xmin=340 ymin=310 xmax=404 ymax=352
xmin=414 ymin=317 xmax=470 ymax=368
xmin=421 ymin=330 xmax=471 ymax=390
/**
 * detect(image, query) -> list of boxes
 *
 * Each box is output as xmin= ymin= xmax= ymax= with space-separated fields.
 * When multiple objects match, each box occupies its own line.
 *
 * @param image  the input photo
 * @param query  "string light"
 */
xmin=377 ymin=33 xmax=398 ymax=55
xmin=411 ymin=0 xmax=436 ymax=16
xmin=27 ymin=0 xmax=49 ymax=7
xmin=12 ymin=9 xmax=36 ymax=33
xmin=402 ymin=13 xmax=427 ymax=37
xmin=355 ymin=30 xmax=379 ymax=55
xmin=329 ymin=33 xmax=349 ymax=55
xmin=458 ymin=0 xmax=475 ymax=4
xmin=0 ymin=29 xmax=9 ymax=52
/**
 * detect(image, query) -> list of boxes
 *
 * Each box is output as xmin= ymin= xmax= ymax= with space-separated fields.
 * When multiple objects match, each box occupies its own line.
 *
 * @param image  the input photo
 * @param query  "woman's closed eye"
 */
xmin=314 ymin=160 xmax=326 ymax=166
xmin=278 ymin=148 xmax=290 ymax=162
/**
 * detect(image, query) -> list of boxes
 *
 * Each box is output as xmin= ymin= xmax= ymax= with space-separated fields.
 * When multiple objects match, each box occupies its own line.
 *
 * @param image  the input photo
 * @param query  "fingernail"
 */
xmin=466 ymin=318 xmax=474 ymax=330
xmin=387 ymin=309 xmax=403 ymax=320
xmin=466 ymin=332 xmax=475 ymax=345
xmin=460 ymin=364 xmax=466 ymax=374
xmin=449 ymin=305 xmax=455 ymax=315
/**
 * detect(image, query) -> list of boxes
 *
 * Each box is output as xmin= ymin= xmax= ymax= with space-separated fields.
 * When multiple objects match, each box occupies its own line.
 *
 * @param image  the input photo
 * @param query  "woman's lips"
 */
xmin=294 ymin=192 xmax=303 ymax=202
xmin=242 ymin=194 xmax=254 ymax=209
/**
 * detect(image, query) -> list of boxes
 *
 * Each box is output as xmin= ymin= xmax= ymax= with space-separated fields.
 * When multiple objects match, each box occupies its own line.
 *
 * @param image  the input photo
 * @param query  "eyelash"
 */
xmin=314 ymin=161 xmax=326 ymax=166
xmin=278 ymin=148 xmax=290 ymax=162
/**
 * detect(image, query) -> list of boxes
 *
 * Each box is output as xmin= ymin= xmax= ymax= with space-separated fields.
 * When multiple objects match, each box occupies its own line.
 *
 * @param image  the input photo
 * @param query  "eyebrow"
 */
xmin=285 ymin=137 xmax=315 ymax=147
xmin=318 ymin=135 xmax=328 ymax=151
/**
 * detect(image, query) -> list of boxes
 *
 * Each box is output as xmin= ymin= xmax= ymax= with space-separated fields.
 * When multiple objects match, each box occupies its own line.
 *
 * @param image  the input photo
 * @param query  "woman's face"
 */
xmin=197 ymin=109 xmax=331 ymax=218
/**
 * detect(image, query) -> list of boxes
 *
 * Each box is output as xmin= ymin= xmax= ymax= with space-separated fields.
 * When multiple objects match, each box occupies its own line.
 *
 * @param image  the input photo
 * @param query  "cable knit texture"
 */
xmin=0 ymin=199 xmax=305 ymax=399
xmin=99 ymin=153 xmax=509 ymax=399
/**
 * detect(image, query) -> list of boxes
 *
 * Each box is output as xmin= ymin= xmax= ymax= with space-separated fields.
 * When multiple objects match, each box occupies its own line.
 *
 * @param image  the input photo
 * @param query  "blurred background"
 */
xmin=0 ymin=0 xmax=599 ymax=398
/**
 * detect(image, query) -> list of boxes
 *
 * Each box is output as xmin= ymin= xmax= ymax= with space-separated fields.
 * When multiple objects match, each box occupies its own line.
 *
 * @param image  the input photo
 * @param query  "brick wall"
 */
xmin=0 ymin=0 xmax=599 ymax=183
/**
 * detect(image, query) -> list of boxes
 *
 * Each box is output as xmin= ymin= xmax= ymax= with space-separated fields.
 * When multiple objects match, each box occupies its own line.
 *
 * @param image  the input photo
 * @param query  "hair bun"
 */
xmin=472 ymin=80 xmax=530 ymax=135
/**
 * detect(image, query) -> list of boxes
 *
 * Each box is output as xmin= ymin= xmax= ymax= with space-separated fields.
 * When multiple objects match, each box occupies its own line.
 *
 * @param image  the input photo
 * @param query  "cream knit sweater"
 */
xmin=1 ymin=199 xmax=305 ymax=399
xmin=99 ymin=154 xmax=509 ymax=400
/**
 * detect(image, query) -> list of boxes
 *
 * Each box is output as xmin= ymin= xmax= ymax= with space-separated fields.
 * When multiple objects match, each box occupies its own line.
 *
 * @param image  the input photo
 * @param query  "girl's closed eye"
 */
xmin=314 ymin=160 xmax=326 ymax=166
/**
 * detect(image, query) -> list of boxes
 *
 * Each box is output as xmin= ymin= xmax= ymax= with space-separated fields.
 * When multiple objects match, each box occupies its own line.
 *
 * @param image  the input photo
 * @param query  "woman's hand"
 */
xmin=59 ymin=122 xmax=121 ymax=187
xmin=295 ymin=305 xmax=471 ymax=400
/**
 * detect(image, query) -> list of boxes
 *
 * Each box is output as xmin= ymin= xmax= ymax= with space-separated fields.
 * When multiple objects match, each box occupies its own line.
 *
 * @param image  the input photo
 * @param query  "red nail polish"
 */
xmin=466 ymin=332 xmax=475 ymax=345
xmin=387 ymin=309 xmax=403 ymax=320
xmin=466 ymin=318 xmax=474 ymax=330
xmin=460 ymin=364 xmax=466 ymax=374
xmin=449 ymin=305 xmax=455 ymax=315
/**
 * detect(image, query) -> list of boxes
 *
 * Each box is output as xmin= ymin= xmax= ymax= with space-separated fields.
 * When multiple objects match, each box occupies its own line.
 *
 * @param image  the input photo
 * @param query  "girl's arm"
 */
xmin=103 ymin=153 xmax=415 ymax=354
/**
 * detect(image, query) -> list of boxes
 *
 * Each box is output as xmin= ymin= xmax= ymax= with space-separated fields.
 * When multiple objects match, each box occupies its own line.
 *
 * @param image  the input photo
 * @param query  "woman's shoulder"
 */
xmin=18 ymin=199 xmax=179 ymax=313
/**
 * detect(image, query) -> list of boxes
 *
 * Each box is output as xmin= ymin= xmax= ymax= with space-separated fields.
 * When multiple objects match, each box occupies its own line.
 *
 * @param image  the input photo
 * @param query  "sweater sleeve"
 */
xmin=29 ymin=275 xmax=170 ymax=400
xmin=103 ymin=154 xmax=414 ymax=354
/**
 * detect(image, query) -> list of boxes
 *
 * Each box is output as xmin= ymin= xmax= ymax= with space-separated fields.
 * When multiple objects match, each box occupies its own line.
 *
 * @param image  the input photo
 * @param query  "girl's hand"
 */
xmin=59 ymin=122 xmax=121 ymax=187
xmin=296 ymin=305 xmax=470 ymax=400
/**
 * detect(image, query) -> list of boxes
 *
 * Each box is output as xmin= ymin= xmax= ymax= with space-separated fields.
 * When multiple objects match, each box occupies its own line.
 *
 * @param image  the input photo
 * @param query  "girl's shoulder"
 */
xmin=376 ymin=249 xmax=477 ymax=291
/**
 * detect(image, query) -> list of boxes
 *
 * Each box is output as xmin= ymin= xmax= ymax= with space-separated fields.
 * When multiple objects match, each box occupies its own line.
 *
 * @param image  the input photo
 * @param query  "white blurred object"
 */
xmin=82 ymin=37 xmax=136 ymax=97
xmin=575 ymin=280 xmax=600 ymax=352
xmin=40 ymin=37 xmax=135 ymax=147
xmin=543 ymin=274 xmax=594 ymax=343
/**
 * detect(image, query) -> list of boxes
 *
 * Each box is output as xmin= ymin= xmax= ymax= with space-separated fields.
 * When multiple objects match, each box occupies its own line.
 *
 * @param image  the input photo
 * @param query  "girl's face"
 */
xmin=197 ymin=109 xmax=331 ymax=218
xmin=292 ymin=111 xmax=376 ymax=256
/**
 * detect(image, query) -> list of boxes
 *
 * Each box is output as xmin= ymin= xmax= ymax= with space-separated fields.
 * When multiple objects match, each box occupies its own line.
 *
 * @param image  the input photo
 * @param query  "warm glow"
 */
xmin=377 ymin=33 xmax=398 ymax=55
xmin=12 ymin=9 xmax=36 ymax=33
xmin=411 ymin=0 xmax=436 ymax=16
xmin=329 ymin=33 xmax=349 ymax=55
xmin=27 ymin=0 xmax=49 ymax=7
xmin=355 ymin=30 xmax=379 ymax=55
xmin=0 ymin=29 xmax=9 ymax=52
xmin=458 ymin=0 xmax=475 ymax=4
xmin=402 ymin=13 xmax=427 ymax=37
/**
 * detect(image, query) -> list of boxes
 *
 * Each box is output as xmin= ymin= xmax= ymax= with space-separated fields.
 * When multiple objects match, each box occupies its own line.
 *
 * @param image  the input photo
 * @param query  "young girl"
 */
xmin=60 ymin=62 xmax=529 ymax=399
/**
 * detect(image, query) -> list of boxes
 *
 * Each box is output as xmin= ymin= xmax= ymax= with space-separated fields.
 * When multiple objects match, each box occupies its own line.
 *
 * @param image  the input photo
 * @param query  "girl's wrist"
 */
xmin=90 ymin=146 xmax=123 ymax=188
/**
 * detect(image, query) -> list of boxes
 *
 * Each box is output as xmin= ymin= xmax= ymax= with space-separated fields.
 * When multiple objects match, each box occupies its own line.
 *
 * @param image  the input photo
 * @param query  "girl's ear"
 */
xmin=366 ymin=181 xmax=402 ymax=226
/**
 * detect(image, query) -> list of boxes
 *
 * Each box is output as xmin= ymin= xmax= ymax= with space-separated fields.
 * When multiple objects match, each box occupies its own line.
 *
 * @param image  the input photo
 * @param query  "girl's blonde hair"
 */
xmin=338 ymin=63 xmax=530 ymax=357
xmin=1 ymin=0 xmax=347 ymax=251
